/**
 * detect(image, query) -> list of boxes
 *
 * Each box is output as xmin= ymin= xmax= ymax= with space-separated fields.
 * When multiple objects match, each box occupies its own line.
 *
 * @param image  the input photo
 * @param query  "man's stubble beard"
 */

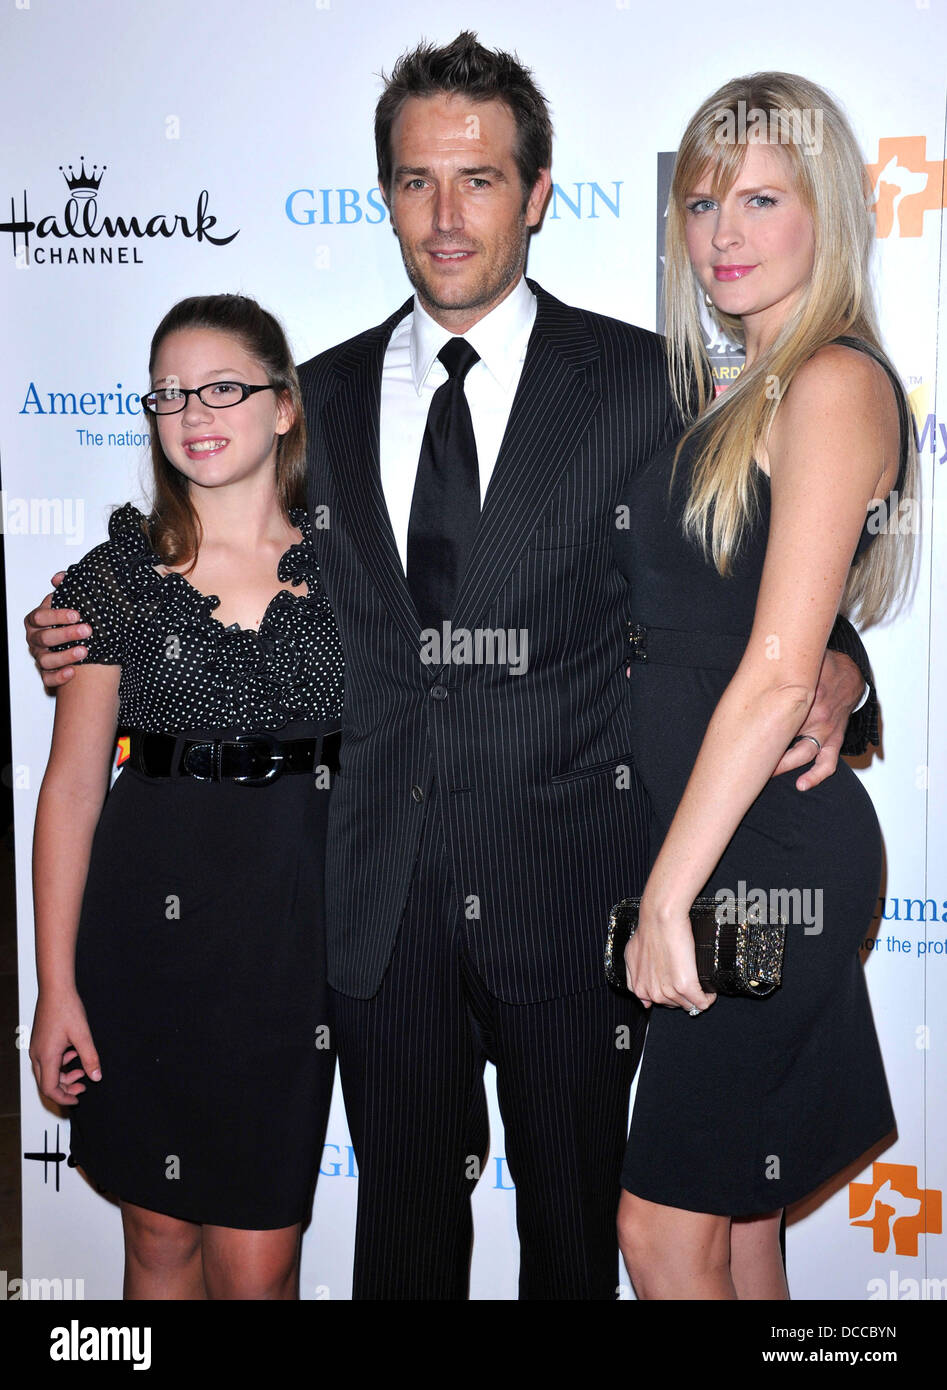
xmin=392 ymin=221 xmax=531 ymax=319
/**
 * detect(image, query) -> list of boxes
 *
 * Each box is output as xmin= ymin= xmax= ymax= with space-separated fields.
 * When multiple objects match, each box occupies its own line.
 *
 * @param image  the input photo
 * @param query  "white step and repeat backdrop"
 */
xmin=2 ymin=0 xmax=944 ymax=1301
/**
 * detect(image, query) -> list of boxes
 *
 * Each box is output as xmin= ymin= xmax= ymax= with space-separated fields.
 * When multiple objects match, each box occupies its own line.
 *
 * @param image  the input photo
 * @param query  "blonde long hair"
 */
xmin=665 ymin=72 xmax=917 ymax=625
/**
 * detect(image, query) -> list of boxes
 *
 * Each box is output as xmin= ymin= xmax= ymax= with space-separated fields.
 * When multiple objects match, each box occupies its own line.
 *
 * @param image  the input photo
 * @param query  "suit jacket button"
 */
xmin=431 ymin=685 xmax=448 ymax=701
xmin=411 ymin=785 xmax=424 ymax=803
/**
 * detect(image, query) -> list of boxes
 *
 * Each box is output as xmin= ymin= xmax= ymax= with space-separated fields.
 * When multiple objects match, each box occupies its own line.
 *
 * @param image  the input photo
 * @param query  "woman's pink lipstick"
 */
xmin=713 ymin=264 xmax=756 ymax=281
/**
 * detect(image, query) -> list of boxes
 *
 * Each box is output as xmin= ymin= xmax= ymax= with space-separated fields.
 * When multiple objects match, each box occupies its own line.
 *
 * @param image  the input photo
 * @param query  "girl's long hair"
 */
xmin=144 ymin=294 xmax=306 ymax=570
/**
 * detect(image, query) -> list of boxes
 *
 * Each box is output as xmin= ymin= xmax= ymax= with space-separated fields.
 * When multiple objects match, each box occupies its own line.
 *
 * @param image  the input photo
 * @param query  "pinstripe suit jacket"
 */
xmin=299 ymin=279 xmax=676 ymax=1004
xmin=299 ymin=279 xmax=876 ymax=1004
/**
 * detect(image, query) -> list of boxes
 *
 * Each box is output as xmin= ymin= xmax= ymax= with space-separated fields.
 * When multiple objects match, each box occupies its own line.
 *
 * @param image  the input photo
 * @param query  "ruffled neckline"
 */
xmin=106 ymin=501 xmax=319 ymax=635
xmin=105 ymin=502 xmax=332 ymax=728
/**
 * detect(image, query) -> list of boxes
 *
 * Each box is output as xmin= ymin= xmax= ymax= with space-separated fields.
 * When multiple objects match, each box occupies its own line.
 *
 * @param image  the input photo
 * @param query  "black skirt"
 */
xmin=68 ymin=721 xmax=335 ymax=1230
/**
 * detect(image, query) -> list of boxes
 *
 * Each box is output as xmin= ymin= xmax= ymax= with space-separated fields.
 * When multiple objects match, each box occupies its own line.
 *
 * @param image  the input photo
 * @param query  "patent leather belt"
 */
xmin=124 ymin=728 xmax=341 ymax=785
xmin=626 ymin=622 xmax=747 ymax=671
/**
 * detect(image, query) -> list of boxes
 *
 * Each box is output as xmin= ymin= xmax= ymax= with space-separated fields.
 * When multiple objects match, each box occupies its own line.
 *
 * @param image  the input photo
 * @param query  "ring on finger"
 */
xmin=797 ymin=734 xmax=822 ymax=754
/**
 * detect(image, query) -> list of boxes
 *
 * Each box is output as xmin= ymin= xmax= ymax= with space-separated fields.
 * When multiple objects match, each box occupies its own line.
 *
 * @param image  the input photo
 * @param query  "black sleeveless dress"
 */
xmin=52 ymin=503 xmax=344 ymax=1229
xmin=611 ymin=340 xmax=903 ymax=1214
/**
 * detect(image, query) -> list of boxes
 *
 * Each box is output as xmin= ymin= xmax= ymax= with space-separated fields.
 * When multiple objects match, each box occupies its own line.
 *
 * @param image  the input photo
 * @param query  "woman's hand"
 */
xmin=29 ymin=989 xmax=102 ymax=1106
xmin=623 ymin=903 xmax=717 ymax=1014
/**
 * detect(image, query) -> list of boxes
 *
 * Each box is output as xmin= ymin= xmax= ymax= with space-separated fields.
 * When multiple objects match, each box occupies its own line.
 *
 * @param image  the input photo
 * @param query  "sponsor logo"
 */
xmin=19 ymin=382 xmax=142 ymax=416
xmin=1 ymin=157 xmax=238 ymax=266
xmin=850 ymin=1163 xmax=942 ymax=1255
xmin=548 ymin=181 xmax=622 ymax=219
xmin=24 ymin=1125 xmax=71 ymax=1192
xmin=283 ymin=180 xmax=622 ymax=225
xmin=319 ymin=1144 xmax=516 ymax=1188
xmin=867 ymin=137 xmax=947 ymax=239
xmin=876 ymin=894 xmax=947 ymax=924
xmin=285 ymin=186 xmax=389 ymax=225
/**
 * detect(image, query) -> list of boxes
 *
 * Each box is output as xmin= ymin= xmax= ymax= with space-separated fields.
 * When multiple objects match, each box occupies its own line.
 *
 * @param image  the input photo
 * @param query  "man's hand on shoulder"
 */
xmin=25 ymin=575 xmax=90 ymax=688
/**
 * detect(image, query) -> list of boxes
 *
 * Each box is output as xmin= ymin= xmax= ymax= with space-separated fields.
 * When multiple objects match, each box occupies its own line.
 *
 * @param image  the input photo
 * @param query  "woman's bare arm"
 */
xmin=625 ymin=345 xmax=899 ymax=1011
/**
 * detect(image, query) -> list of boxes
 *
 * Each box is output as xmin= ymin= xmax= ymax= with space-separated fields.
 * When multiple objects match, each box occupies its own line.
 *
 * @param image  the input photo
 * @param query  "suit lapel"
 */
xmin=321 ymin=281 xmax=603 ymax=656
xmin=450 ymin=280 xmax=602 ymax=630
xmin=320 ymin=298 xmax=423 ymax=651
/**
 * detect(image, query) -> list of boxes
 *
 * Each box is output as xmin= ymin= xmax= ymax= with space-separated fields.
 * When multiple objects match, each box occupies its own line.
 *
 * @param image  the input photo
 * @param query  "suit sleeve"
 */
xmin=827 ymin=614 xmax=879 ymax=756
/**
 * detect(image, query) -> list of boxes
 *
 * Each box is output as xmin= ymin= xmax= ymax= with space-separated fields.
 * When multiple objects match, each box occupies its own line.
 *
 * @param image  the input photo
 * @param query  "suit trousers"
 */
xmin=330 ymin=791 xmax=647 ymax=1300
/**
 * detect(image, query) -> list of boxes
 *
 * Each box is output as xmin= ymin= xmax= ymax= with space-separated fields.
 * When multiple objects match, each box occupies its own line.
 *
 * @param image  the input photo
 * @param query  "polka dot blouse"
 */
xmin=52 ymin=502 xmax=344 ymax=734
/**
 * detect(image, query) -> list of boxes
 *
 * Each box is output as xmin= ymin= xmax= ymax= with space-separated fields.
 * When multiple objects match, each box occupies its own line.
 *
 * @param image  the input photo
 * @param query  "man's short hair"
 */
xmin=375 ymin=31 xmax=553 ymax=208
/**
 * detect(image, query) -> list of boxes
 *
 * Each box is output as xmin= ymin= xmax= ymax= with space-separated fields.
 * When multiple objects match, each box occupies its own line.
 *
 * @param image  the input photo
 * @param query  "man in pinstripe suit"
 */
xmin=296 ymin=33 xmax=875 ymax=1300
xmin=27 ymin=32 xmax=875 ymax=1300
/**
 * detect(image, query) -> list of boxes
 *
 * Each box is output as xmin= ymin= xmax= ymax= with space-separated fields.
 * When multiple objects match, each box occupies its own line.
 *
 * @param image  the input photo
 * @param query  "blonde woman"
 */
xmin=613 ymin=74 xmax=916 ymax=1299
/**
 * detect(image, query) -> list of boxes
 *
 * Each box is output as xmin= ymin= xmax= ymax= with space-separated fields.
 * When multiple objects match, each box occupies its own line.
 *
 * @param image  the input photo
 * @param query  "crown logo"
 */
xmin=59 ymin=156 xmax=106 ymax=199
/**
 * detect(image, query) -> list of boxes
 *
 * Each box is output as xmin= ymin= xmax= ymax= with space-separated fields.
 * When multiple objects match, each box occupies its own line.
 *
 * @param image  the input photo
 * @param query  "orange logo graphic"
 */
xmin=850 ymin=1163 xmax=942 ymax=1255
xmin=115 ymin=735 xmax=130 ymax=768
xmin=866 ymin=137 xmax=946 ymax=238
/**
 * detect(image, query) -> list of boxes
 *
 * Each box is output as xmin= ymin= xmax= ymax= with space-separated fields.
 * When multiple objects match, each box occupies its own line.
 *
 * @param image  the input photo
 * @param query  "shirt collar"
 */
xmin=408 ymin=276 xmax=537 ymax=394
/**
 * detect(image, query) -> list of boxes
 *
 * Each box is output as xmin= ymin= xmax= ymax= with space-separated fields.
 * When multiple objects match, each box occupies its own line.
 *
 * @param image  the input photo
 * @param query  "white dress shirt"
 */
xmin=379 ymin=275 xmax=537 ymax=571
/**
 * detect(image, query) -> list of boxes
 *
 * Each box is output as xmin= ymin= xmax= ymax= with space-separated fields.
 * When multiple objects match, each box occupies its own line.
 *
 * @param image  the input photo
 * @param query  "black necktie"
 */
xmin=406 ymin=337 xmax=481 ymax=631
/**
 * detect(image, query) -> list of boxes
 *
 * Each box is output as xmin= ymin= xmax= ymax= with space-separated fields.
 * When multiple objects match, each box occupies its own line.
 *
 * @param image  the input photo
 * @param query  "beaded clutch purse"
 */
xmin=605 ymin=896 xmax=785 ymax=1000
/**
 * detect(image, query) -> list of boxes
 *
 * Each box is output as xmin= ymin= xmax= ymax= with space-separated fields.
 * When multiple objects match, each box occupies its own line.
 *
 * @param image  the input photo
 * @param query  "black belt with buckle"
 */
xmin=123 ymin=728 xmax=341 ymax=785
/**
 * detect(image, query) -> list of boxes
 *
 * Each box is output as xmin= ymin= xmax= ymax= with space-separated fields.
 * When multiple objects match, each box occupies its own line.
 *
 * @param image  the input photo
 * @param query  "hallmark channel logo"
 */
xmin=24 ymin=1125 xmax=73 ymax=1192
xmin=849 ymin=1163 xmax=942 ymax=1255
xmin=1 ymin=156 xmax=239 ymax=267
